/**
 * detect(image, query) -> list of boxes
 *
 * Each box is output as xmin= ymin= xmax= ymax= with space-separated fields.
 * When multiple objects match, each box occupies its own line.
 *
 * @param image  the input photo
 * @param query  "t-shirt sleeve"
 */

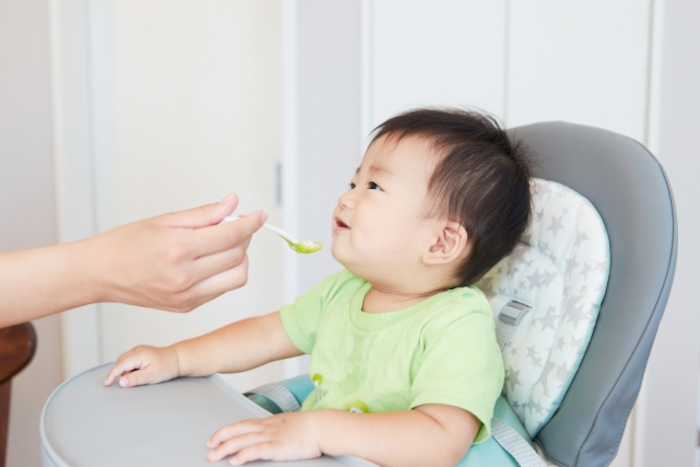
xmin=279 ymin=270 xmax=349 ymax=354
xmin=409 ymin=312 xmax=504 ymax=444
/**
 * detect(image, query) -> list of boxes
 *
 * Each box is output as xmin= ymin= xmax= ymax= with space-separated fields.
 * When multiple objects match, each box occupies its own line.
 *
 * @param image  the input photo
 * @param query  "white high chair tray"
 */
xmin=41 ymin=363 xmax=375 ymax=467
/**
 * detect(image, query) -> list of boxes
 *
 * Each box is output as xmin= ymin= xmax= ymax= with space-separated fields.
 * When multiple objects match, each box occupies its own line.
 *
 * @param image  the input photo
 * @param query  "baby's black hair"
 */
xmin=372 ymin=107 xmax=533 ymax=285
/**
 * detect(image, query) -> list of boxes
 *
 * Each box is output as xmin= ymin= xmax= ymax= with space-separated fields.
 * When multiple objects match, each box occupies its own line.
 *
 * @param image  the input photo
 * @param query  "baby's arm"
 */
xmin=206 ymin=404 xmax=480 ymax=467
xmin=104 ymin=311 xmax=301 ymax=387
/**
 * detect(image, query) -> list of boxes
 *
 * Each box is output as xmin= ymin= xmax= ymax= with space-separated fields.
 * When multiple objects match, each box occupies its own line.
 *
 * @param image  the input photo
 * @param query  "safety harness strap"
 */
xmin=491 ymin=418 xmax=546 ymax=467
xmin=244 ymin=382 xmax=301 ymax=413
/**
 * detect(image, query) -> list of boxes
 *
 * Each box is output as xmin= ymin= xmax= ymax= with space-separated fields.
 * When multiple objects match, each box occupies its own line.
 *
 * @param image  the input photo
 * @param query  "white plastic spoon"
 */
xmin=223 ymin=216 xmax=322 ymax=254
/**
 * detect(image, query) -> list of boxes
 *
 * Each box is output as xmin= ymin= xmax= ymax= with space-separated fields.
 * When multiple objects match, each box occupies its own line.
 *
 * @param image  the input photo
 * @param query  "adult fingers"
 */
xmin=188 ymin=247 xmax=247 ymax=287
xmin=188 ymin=211 xmax=266 ymax=258
xmin=159 ymin=193 xmax=240 ymax=229
xmin=169 ymin=256 xmax=250 ymax=312
xmin=195 ymin=256 xmax=250 ymax=295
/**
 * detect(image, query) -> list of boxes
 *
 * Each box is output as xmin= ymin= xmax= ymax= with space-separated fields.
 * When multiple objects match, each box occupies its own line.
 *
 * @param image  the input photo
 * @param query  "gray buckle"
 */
xmin=498 ymin=301 xmax=531 ymax=326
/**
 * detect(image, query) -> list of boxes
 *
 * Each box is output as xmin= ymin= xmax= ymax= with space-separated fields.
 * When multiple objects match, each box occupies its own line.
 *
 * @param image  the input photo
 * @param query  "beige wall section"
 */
xmin=95 ymin=0 xmax=286 ymax=392
xmin=0 ymin=1 xmax=64 ymax=467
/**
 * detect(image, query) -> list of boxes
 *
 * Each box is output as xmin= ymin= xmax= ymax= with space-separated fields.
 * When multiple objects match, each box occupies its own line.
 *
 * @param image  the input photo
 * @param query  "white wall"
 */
xmin=0 ymin=2 xmax=64 ymax=466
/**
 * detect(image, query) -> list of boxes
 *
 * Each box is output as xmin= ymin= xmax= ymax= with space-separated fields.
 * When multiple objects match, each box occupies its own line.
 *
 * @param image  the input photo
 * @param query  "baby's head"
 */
xmin=332 ymin=108 xmax=532 ymax=289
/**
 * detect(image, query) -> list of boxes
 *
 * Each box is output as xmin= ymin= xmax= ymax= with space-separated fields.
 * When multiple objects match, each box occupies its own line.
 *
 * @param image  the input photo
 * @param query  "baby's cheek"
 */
xmin=369 ymin=231 xmax=414 ymax=257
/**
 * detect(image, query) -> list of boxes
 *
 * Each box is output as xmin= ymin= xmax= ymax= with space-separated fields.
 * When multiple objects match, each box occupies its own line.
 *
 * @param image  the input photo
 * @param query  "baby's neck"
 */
xmin=362 ymin=284 xmax=450 ymax=313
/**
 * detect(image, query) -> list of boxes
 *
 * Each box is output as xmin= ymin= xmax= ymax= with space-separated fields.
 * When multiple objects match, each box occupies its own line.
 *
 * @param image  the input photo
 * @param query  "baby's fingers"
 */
xmin=104 ymin=355 xmax=143 ymax=386
xmin=103 ymin=346 xmax=164 ymax=387
xmin=207 ymin=432 xmax=266 ymax=462
xmin=229 ymin=443 xmax=277 ymax=466
xmin=207 ymin=420 xmax=262 ymax=449
xmin=118 ymin=367 xmax=157 ymax=387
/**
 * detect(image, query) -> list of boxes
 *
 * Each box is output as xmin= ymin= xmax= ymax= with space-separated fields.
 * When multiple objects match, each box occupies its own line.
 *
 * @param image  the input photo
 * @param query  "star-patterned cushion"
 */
xmin=476 ymin=178 xmax=610 ymax=437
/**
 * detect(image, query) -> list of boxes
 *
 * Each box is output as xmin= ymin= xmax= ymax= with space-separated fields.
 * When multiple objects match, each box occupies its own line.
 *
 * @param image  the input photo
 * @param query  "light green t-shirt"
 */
xmin=279 ymin=270 xmax=504 ymax=443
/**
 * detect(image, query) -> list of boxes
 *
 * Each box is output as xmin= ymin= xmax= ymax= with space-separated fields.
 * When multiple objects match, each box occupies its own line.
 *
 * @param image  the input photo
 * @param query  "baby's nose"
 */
xmin=338 ymin=190 xmax=355 ymax=209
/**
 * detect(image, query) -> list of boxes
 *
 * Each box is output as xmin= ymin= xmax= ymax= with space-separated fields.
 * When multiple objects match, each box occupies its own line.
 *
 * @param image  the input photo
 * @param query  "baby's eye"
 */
xmin=368 ymin=181 xmax=382 ymax=191
xmin=348 ymin=183 xmax=356 ymax=190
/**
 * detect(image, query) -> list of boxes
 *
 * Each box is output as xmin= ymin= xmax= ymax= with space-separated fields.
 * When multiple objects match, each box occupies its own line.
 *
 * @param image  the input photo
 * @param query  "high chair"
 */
xmin=40 ymin=122 xmax=676 ymax=467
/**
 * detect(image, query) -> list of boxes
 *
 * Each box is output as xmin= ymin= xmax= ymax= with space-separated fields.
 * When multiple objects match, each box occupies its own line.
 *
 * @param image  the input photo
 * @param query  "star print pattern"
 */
xmin=547 ymin=214 xmax=565 ymax=237
xmin=505 ymin=368 xmax=522 ymax=392
xmin=475 ymin=179 xmax=610 ymax=437
xmin=537 ymin=306 xmax=559 ymax=332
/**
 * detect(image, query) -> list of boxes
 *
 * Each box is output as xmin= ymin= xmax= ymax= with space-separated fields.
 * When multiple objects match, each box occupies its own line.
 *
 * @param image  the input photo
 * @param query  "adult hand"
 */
xmin=0 ymin=193 xmax=266 ymax=327
xmin=88 ymin=193 xmax=267 ymax=312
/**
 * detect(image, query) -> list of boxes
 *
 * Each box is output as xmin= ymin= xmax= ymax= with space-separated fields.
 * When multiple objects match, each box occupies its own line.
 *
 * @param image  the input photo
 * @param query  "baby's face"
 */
xmin=331 ymin=135 xmax=440 ymax=282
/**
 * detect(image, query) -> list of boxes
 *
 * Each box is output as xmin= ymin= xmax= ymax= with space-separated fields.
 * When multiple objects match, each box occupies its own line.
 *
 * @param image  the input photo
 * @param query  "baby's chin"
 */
xmin=330 ymin=243 xmax=362 ymax=276
xmin=330 ymin=242 xmax=349 ymax=268
xmin=330 ymin=253 xmax=379 ymax=285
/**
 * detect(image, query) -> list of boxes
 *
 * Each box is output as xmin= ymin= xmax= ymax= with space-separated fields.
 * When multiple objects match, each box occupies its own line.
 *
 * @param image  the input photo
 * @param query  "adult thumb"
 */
xmin=160 ymin=193 xmax=240 ymax=229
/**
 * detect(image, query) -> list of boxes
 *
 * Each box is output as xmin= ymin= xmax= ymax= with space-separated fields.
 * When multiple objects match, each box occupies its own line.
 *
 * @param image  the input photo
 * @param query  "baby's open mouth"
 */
xmin=335 ymin=217 xmax=350 ymax=229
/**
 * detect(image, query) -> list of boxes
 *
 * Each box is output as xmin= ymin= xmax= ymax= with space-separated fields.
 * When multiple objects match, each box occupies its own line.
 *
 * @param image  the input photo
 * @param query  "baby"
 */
xmin=105 ymin=108 xmax=532 ymax=467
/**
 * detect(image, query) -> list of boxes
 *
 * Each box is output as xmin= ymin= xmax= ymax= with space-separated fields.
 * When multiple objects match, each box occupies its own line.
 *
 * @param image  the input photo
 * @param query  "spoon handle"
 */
xmin=222 ymin=216 xmax=299 ymax=244
xmin=262 ymin=223 xmax=299 ymax=244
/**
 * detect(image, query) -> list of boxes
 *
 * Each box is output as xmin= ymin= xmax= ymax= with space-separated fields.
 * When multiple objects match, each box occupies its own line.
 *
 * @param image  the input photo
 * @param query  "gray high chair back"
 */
xmin=40 ymin=122 xmax=676 ymax=467
xmin=512 ymin=122 xmax=677 ymax=466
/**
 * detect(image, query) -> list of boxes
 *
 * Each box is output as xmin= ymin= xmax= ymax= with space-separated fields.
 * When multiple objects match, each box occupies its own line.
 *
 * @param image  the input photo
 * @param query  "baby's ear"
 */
xmin=423 ymin=221 xmax=470 ymax=266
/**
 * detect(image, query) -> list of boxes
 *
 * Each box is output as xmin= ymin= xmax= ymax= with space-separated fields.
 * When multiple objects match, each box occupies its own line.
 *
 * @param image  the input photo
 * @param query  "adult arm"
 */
xmin=0 ymin=194 xmax=266 ymax=328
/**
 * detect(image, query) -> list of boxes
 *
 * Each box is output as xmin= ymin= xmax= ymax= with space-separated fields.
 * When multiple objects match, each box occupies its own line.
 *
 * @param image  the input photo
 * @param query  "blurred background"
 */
xmin=1 ymin=1 xmax=698 ymax=466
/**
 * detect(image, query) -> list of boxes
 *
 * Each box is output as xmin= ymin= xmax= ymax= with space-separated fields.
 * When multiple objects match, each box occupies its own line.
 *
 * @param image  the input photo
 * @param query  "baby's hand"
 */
xmin=206 ymin=412 xmax=322 ymax=465
xmin=103 ymin=345 xmax=180 ymax=387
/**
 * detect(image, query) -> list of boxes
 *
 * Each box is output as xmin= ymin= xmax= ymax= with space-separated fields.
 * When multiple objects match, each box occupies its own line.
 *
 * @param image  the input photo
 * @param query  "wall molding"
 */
xmin=48 ymin=0 xmax=101 ymax=378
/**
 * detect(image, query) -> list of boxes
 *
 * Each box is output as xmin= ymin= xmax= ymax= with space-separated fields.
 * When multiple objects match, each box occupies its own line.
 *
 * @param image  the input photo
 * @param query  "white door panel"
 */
xmin=370 ymin=0 xmax=507 ymax=128
xmin=507 ymin=1 xmax=651 ymax=142
xmin=94 ymin=0 xmax=285 ymax=392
